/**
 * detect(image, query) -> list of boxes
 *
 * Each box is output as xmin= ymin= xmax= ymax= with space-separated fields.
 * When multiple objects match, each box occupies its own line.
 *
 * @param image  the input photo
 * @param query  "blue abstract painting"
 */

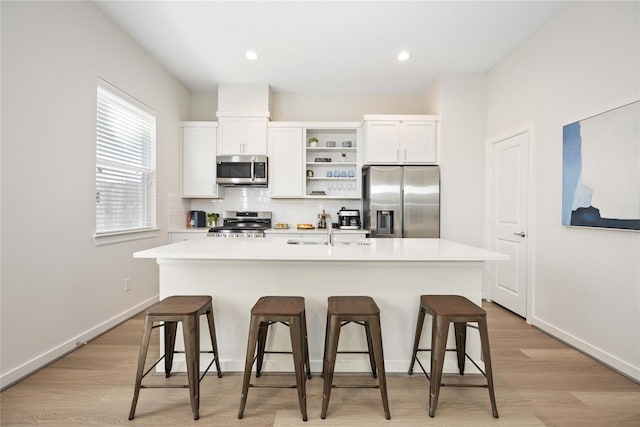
xmin=562 ymin=101 xmax=640 ymax=231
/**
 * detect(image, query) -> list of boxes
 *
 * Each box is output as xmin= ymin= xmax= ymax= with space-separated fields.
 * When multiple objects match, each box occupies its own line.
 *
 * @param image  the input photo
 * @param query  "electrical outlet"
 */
xmin=124 ymin=277 xmax=132 ymax=292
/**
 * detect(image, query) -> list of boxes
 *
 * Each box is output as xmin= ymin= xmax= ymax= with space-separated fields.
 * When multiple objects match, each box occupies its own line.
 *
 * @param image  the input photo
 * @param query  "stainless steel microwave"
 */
xmin=216 ymin=155 xmax=268 ymax=186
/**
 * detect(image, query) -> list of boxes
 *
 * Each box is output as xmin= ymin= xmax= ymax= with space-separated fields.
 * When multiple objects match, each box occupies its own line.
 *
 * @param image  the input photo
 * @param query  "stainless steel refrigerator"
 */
xmin=362 ymin=165 xmax=440 ymax=238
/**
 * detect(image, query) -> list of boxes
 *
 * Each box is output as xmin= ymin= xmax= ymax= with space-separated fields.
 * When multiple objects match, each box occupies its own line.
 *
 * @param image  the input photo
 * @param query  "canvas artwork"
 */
xmin=562 ymin=101 xmax=640 ymax=231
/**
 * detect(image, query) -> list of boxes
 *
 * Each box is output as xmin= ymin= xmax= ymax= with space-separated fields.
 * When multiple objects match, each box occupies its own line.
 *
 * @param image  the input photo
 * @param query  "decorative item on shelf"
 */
xmin=334 ymin=169 xmax=341 ymax=177
xmin=317 ymin=209 xmax=329 ymax=229
xmin=341 ymin=153 xmax=347 ymax=162
xmin=306 ymin=169 xmax=314 ymax=178
xmin=309 ymin=137 xmax=318 ymax=147
xmin=326 ymin=171 xmax=333 ymax=177
xmin=342 ymin=140 xmax=352 ymax=147
xmin=348 ymin=170 xmax=355 ymax=177
xmin=340 ymin=171 xmax=347 ymax=177
xmin=206 ymin=212 xmax=219 ymax=228
xmin=315 ymin=157 xmax=331 ymax=162
xmin=326 ymin=140 xmax=336 ymax=147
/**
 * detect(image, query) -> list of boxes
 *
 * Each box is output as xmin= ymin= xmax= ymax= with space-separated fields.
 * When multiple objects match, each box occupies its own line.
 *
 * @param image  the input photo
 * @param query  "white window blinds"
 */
xmin=96 ymin=81 xmax=156 ymax=235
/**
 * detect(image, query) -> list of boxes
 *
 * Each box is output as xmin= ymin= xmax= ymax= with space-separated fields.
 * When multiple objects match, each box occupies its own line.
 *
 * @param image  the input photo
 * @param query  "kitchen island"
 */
xmin=134 ymin=237 xmax=507 ymax=374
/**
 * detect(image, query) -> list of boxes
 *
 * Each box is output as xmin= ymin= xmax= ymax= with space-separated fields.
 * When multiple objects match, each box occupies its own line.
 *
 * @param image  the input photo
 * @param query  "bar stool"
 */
xmin=238 ymin=296 xmax=311 ymax=422
xmin=408 ymin=295 xmax=498 ymax=418
xmin=321 ymin=296 xmax=391 ymax=420
xmin=128 ymin=295 xmax=223 ymax=420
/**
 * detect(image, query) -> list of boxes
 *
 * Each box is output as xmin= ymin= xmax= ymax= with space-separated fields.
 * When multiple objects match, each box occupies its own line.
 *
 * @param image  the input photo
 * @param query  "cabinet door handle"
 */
xmin=513 ymin=231 xmax=526 ymax=238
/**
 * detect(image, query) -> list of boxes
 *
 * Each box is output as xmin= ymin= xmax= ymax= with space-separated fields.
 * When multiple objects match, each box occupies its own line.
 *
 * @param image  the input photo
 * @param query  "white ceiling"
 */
xmin=95 ymin=1 xmax=567 ymax=94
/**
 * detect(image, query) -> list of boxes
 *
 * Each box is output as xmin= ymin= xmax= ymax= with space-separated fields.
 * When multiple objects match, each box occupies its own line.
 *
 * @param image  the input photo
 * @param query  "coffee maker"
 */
xmin=337 ymin=207 xmax=361 ymax=230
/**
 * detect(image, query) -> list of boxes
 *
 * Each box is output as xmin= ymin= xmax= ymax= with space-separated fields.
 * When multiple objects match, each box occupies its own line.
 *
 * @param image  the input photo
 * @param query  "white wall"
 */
xmin=0 ymin=1 xmax=190 ymax=388
xmin=191 ymin=91 xmax=429 ymax=122
xmin=190 ymin=91 xmax=218 ymax=121
xmin=270 ymin=92 xmax=428 ymax=121
xmin=487 ymin=1 xmax=640 ymax=380
xmin=436 ymin=74 xmax=488 ymax=248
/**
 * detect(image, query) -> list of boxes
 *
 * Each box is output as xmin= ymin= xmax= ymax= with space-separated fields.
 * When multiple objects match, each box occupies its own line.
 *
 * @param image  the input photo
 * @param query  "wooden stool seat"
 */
xmin=321 ymin=296 xmax=391 ymax=420
xmin=238 ymin=296 xmax=311 ymax=422
xmin=328 ymin=295 xmax=380 ymax=316
xmin=128 ymin=295 xmax=222 ymax=420
xmin=251 ymin=296 xmax=306 ymax=316
xmin=408 ymin=294 xmax=498 ymax=418
xmin=420 ymin=295 xmax=487 ymax=318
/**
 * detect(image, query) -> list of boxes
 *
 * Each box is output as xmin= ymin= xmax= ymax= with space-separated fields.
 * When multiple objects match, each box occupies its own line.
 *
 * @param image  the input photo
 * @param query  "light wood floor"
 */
xmin=1 ymin=302 xmax=638 ymax=426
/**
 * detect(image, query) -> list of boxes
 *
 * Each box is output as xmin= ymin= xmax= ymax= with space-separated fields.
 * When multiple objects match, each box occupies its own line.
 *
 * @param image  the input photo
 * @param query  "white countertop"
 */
xmin=169 ymin=228 xmax=369 ymax=235
xmin=264 ymin=228 xmax=368 ymax=235
xmin=134 ymin=237 xmax=508 ymax=262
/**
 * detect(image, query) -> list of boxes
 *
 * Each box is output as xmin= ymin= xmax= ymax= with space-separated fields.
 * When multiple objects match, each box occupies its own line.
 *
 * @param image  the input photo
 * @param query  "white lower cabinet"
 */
xmin=169 ymin=231 xmax=208 ymax=243
xmin=181 ymin=122 xmax=221 ymax=198
xmin=264 ymin=230 xmax=368 ymax=239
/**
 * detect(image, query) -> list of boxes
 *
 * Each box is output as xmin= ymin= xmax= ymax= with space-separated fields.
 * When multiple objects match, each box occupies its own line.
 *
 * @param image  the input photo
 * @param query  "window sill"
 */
xmin=94 ymin=228 xmax=159 ymax=246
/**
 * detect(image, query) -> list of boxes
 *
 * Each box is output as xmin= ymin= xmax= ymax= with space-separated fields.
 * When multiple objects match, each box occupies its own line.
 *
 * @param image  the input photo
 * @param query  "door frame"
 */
xmin=484 ymin=121 xmax=536 ymax=323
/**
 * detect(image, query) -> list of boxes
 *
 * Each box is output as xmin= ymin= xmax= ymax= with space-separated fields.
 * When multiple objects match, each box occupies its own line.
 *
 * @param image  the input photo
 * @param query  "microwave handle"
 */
xmin=250 ymin=160 xmax=255 ymax=182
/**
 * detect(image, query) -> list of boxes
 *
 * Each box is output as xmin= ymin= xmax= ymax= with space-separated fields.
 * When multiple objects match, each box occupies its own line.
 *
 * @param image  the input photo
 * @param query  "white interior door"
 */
xmin=489 ymin=131 xmax=529 ymax=317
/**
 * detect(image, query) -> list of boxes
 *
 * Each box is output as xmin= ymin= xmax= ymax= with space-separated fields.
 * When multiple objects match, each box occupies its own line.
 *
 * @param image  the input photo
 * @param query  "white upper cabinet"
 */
xmin=364 ymin=115 xmax=439 ymax=164
xmin=181 ymin=122 xmax=221 ymax=198
xmin=217 ymin=116 xmax=268 ymax=155
xmin=363 ymin=121 xmax=401 ymax=163
xmin=268 ymin=126 xmax=304 ymax=198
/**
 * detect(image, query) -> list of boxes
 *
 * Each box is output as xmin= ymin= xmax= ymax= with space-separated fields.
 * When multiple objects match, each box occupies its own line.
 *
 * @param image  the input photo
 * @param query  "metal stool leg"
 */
xmin=182 ymin=315 xmax=201 ymax=420
xmin=369 ymin=316 xmax=391 ymax=420
xmin=454 ymin=321 xmax=467 ymax=375
xmin=429 ymin=315 xmax=449 ymax=417
xmin=478 ymin=318 xmax=499 ymax=418
xmin=321 ymin=309 xmax=330 ymax=379
xmin=364 ymin=321 xmax=378 ymax=378
xmin=408 ymin=306 xmax=426 ymax=375
xmin=205 ymin=307 xmax=223 ymax=378
xmin=164 ymin=321 xmax=178 ymax=377
xmin=320 ymin=314 xmax=341 ymax=419
xmin=128 ymin=316 xmax=154 ymax=420
xmin=255 ymin=322 xmax=268 ymax=377
xmin=238 ymin=315 xmax=261 ymax=419
xmin=289 ymin=316 xmax=308 ymax=421
xmin=302 ymin=310 xmax=312 ymax=380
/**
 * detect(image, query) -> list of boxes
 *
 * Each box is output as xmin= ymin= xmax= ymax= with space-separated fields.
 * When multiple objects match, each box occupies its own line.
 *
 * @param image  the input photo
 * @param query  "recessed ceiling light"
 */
xmin=245 ymin=50 xmax=258 ymax=60
xmin=397 ymin=51 xmax=410 ymax=61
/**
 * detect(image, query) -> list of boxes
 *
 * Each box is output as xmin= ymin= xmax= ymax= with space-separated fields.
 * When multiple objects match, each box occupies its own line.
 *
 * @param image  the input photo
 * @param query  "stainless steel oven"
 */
xmin=216 ymin=155 xmax=268 ymax=186
xmin=208 ymin=211 xmax=272 ymax=237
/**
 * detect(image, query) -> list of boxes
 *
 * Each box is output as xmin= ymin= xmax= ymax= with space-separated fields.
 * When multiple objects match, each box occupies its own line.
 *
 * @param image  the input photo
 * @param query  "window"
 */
xmin=95 ymin=80 xmax=156 ymax=242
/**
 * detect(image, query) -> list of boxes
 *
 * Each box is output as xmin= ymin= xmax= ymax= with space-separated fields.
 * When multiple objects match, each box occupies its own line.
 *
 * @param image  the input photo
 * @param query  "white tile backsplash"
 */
xmin=188 ymin=187 xmax=361 ymax=228
xmin=168 ymin=193 xmax=191 ymax=229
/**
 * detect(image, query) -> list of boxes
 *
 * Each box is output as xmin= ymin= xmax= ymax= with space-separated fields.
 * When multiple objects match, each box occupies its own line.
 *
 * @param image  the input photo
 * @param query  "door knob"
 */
xmin=513 ymin=231 xmax=526 ymax=238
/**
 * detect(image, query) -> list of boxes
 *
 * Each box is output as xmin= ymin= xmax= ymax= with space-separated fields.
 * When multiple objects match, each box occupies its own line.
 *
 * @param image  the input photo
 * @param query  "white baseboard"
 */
xmin=531 ymin=315 xmax=640 ymax=382
xmin=0 ymin=295 xmax=159 ymax=390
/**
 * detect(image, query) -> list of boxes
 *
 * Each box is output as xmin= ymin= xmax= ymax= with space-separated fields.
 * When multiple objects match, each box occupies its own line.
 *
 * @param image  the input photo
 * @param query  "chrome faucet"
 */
xmin=327 ymin=225 xmax=334 ymax=246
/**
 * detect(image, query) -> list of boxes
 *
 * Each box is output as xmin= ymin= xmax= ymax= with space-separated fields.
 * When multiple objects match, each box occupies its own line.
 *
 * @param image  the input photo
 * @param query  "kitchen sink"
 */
xmin=286 ymin=239 xmax=372 ymax=246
